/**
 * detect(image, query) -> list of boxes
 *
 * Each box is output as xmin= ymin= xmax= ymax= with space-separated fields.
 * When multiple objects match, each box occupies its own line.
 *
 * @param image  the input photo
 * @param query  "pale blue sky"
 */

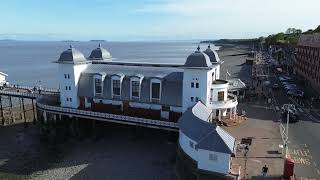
xmin=0 ymin=0 xmax=319 ymax=41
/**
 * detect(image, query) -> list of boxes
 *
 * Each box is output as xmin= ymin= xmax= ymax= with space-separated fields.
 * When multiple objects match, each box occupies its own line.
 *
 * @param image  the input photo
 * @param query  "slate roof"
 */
xmin=78 ymin=63 xmax=183 ymax=106
xmin=228 ymin=78 xmax=246 ymax=91
xmin=178 ymin=101 xmax=235 ymax=154
xmin=57 ymin=46 xmax=88 ymax=64
xmin=203 ymin=45 xmax=221 ymax=63
xmin=88 ymin=44 xmax=112 ymax=60
xmin=183 ymin=46 xmax=213 ymax=69
xmin=0 ymin=72 xmax=8 ymax=77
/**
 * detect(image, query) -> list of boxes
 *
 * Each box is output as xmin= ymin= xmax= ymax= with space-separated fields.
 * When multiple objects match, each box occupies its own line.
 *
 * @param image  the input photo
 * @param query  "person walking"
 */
xmin=262 ymin=165 xmax=268 ymax=177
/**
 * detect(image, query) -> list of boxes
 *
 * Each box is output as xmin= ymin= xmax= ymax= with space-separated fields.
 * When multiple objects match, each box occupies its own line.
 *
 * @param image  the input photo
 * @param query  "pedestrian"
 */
xmin=244 ymin=145 xmax=249 ymax=156
xmin=262 ymin=165 xmax=268 ymax=177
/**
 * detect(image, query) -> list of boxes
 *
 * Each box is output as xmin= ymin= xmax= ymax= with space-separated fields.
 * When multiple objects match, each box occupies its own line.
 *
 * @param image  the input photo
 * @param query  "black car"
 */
xmin=272 ymin=83 xmax=279 ymax=89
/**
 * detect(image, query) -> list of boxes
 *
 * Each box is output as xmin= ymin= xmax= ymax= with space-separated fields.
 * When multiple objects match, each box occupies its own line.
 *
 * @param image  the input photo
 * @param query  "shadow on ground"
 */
xmin=0 ymin=122 xmax=178 ymax=180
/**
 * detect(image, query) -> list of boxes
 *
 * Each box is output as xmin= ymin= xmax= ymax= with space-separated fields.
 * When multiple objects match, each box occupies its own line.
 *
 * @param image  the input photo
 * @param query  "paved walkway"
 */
xmin=224 ymin=102 xmax=284 ymax=179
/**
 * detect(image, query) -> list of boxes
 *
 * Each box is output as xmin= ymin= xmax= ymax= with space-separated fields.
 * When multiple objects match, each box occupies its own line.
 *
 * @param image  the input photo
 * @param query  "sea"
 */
xmin=0 ymin=41 xmax=218 ymax=88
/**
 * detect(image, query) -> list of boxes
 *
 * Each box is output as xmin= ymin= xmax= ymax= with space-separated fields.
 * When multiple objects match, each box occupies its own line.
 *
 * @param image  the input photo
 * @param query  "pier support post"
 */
xmin=92 ymin=119 xmax=96 ymax=134
xmin=32 ymin=99 xmax=36 ymax=124
xmin=0 ymin=96 xmax=4 ymax=125
xmin=9 ymin=96 xmax=14 ymax=124
xmin=22 ymin=98 xmax=26 ymax=127
xmin=21 ymin=98 xmax=27 ymax=128
xmin=19 ymin=97 xmax=23 ymax=120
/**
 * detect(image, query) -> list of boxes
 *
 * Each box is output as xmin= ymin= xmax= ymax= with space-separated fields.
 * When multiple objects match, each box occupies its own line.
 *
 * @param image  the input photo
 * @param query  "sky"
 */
xmin=0 ymin=0 xmax=320 ymax=41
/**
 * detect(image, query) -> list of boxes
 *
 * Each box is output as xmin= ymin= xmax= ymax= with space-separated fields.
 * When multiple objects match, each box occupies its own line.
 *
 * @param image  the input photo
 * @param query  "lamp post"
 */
xmin=281 ymin=104 xmax=295 ymax=158
xmin=243 ymin=145 xmax=249 ymax=180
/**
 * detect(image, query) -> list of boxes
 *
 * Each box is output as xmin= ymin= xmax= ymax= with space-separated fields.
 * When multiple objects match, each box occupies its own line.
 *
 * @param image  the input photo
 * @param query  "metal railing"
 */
xmin=0 ymin=90 xmax=39 ymax=98
xmin=0 ymin=89 xmax=59 ymax=99
xmin=5 ymin=84 xmax=58 ymax=93
xmin=37 ymin=102 xmax=178 ymax=129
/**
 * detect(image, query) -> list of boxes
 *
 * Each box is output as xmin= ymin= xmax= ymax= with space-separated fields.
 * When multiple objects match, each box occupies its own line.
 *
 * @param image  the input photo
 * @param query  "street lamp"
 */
xmin=281 ymin=104 xmax=295 ymax=158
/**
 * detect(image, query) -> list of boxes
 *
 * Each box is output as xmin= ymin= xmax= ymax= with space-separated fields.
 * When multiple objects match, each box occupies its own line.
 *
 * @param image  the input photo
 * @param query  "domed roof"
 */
xmin=58 ymin=45 xmax=87 ymax=64
xmin=183 ymin=46 xmax=213 ymax=68
xmin=88 ymin=44 xmax=112 ymax=60
xmin=203 ymin=44 xmax=220 ymax=63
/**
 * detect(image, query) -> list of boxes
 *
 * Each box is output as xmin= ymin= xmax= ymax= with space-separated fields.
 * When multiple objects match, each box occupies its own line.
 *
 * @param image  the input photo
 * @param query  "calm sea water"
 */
xmin=0 ymin=41 xmax=218 ymax=88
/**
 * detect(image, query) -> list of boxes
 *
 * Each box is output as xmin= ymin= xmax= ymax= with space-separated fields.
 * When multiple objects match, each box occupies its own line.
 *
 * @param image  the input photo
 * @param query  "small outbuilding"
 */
xmin=0 ymin=72 xmax=8 ymax=86
xmin=228 ymin=78 xmax=246 ymax=100
xmin=178 ymin=101 xmax=236 ymax=175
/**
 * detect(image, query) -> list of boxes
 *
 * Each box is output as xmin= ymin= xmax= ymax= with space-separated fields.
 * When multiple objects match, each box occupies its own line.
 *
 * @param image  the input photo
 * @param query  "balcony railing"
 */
xmin=209 ymin=93 xmax=237 ymax=105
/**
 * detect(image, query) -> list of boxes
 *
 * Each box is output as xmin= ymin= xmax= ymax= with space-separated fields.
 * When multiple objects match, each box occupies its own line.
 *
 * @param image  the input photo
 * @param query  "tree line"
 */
xmin=263 ymin=25 xmax=320 ymax=45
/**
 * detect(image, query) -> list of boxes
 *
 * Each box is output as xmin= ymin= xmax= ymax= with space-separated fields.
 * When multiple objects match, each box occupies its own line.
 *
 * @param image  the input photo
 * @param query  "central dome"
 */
xmin=88 ymin=44 xmax=112 ymax=60
xmin=183 ymin=46 xmax=213 ymax=68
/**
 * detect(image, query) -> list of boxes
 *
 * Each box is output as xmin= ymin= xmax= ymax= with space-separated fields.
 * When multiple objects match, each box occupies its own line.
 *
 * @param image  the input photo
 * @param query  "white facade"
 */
xmin=58 ymin=63 xmax=88 ymax=108
xmin=182 ymin=67 xmax=217 ymax=112
xmin=0 ymin=72 xmax=8 ymax=86
xmin=179 ymin=131 xmax=231 ymax=174
xmin=55 ymin=45 xmax=237 ymax=121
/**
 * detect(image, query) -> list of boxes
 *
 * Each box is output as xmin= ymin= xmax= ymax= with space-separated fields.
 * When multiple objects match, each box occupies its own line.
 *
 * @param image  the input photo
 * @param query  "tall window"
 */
xmin=112 ymin=79 xmax=121 ymax=97
xmin=95 ymin=78 xmax=102 ymax=95
xmin=218 ymin=91 xmax=224 ymax=101
xmin=151 ymin=82 xmax=160 ymax=102
xmin=131 ymin=81 xmax=140 ymax=98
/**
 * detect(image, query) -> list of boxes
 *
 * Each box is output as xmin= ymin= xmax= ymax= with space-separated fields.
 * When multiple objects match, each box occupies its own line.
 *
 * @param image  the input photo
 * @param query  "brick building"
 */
xmin=294 ymin=33 xmax=320 ymax=91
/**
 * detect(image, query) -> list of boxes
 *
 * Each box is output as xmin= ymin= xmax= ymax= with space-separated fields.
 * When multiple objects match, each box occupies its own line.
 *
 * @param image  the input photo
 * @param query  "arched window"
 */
xmin=93 ymin=73 xmax=106 ymax=97
xmin=111 ymin=73 xmax=124 ymax=99
xmin=130 ymin=74 xmax=144 ymax=101
xmin=150 ymin=78 xmax=161 ymax=103
xmin=94 ymin=75 xmax=102 ymax=96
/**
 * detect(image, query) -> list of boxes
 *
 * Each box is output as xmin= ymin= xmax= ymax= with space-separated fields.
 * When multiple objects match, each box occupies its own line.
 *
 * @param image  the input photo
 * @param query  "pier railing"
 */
xmin=0 ymin=90 xmax=39 ymax=99
xmin=36 ymin=101 xmax=179 ymax=131
xmin=0 ymin=89 xmax=59 ymax=99
xmin=5 ymin=84 xmax=58 ymax=93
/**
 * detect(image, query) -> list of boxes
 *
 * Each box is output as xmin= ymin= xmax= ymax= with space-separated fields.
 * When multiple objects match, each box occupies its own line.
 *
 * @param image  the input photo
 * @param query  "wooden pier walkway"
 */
xmin=0 ymin=86 xmax=178 ymax=131
xmin=0 ymin=86 xmax=58 ymax=125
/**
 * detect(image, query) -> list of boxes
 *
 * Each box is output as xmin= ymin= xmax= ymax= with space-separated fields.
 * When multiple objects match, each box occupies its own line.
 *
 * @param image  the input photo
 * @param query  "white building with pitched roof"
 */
xmin=54 ymin=44 xmax=238 ymax=175
xmin=0 ymin=71 xmax=8 ymax=86
xmin=55 ymin=44 xmax=238 ymax=121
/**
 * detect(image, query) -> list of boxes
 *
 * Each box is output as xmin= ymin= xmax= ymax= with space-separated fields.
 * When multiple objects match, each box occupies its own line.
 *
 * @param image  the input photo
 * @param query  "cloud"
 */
xmin=135 ymin=0 xmax=320 ymax=39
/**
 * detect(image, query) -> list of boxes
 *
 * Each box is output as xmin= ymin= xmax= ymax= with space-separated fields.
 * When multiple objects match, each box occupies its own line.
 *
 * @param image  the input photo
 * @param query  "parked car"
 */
xmin=284 ymin=84 xmax=297 ymax=88
xmin=279 ymin=77 xmax=286 ymax=82
xmin=272 ymin=83 xmax=279 ymax=89
xmin=285 ymin=86 xmax=298 ymax=92
xmin=287 ymin=90 xmax=304 ymax=98
xmin=281 ymin=81 xmax=290 ymax=85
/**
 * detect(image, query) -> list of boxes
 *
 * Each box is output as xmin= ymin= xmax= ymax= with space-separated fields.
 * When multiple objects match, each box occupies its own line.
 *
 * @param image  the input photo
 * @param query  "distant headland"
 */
xmin=90 ymin=40 xmax=106 ymax=42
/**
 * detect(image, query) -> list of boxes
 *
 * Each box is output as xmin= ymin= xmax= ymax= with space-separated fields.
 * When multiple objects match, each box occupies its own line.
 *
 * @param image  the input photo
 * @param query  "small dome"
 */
xmin=183 ymin=45 xmax=212 ymax=68
xmin=88 ymin=43 xmax=112 ymax=60
xmin=203 ymin=44 xmax=220 ymax=63
xmin=58 ymin=45 xmax=87 ymax=64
